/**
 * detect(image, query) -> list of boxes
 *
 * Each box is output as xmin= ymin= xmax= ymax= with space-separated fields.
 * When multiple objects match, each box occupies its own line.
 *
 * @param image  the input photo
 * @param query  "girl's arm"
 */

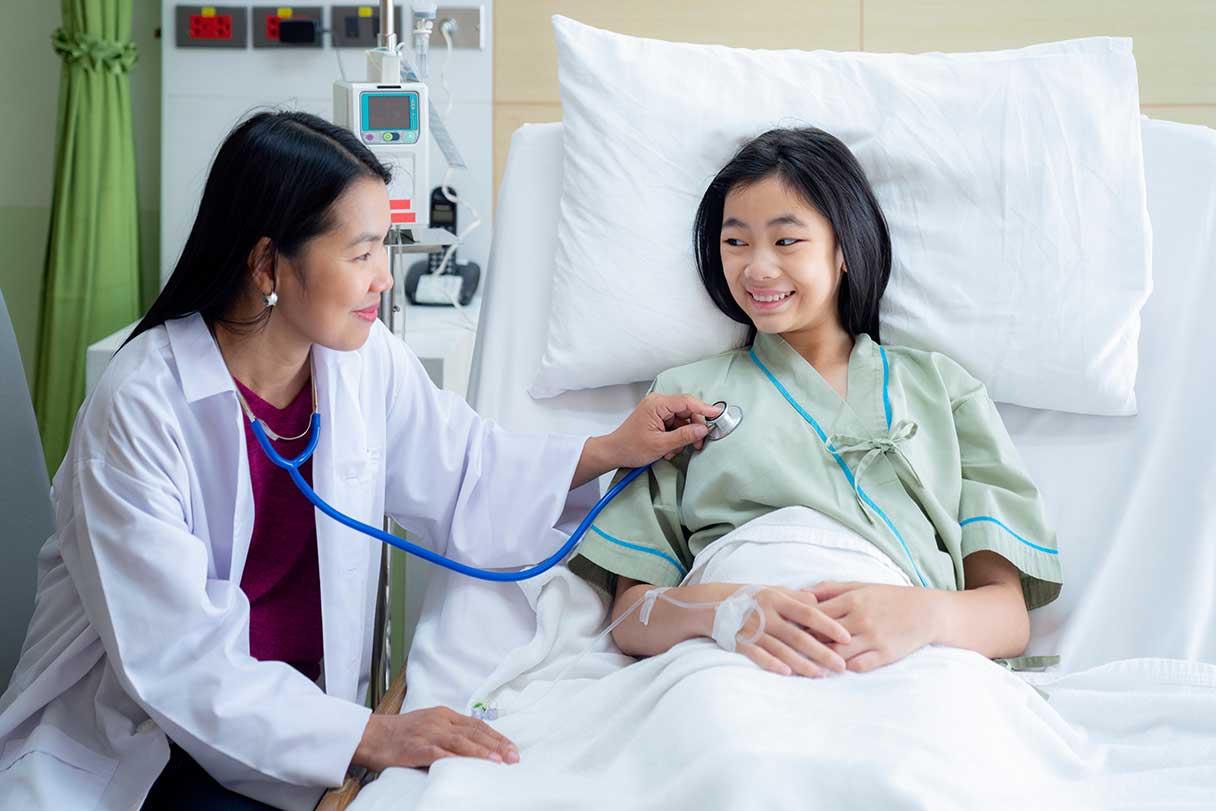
xmin=808 ymin=356 xmax=1053 ymax=672
xmin=924 ymin=550 xmax=1030 ymax=659
xmin=811 ymin=551 xmax=1030 ymax=672
xmin=611 ymin=576 xmax=852 ymax=677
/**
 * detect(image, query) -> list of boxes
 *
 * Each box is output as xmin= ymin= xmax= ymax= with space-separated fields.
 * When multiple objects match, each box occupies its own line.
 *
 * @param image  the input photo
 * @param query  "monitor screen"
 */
xmin=366 ymin=94 xmax=412 ymax=130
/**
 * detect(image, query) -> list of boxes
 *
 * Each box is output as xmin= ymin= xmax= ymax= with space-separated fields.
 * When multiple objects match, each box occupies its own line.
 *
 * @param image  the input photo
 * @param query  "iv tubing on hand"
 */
xmin=483 ymin=584 xmax=767 ymax=719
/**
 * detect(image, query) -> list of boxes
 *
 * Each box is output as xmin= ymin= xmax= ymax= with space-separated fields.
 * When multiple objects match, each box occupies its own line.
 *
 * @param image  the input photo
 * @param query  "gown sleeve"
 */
xmin=950 ymin=370 xmax=1064 ymax=610
xmin=567 ymin=378 xmax=692 ymax=597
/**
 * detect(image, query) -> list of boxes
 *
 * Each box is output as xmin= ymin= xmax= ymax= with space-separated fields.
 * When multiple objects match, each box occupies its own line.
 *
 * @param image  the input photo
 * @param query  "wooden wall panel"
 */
xmin=496 ymin=1 xmax=862 ymax=104
xmin=492 ymin=1 xmax=1214 ymax=200
xmin=492 ymin=103 xmax=562 ymax=192
xmin=863 ymin=0 xmax=1216 ymax=104
xmin=493 ymin=1 xmax=861 ymax=192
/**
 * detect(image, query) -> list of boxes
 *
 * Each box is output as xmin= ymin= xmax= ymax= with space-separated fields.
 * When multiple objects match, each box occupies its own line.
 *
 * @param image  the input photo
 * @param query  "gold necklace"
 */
xmin=232 ymin=359 xmax=318 ymax=442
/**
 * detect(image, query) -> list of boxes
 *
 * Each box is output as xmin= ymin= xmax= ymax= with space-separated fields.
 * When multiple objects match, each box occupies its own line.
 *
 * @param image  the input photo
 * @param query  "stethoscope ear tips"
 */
xmin=706 ymin=400 xmax=743 ymax=441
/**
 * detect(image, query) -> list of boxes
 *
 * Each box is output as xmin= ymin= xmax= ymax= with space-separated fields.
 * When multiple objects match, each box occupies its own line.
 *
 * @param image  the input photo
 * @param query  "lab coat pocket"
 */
xmin=0 ymin=724 xmax=118 ymax=799
xmin=336 ymin=446 xmax=383 ymax=484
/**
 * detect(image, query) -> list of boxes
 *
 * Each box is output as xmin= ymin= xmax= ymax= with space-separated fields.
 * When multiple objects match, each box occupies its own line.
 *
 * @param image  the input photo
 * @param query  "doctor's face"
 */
xmin=720 ymin=175 xmax=847 ymax=339
xmin=273 ymin=177 xmax=394 ymax=352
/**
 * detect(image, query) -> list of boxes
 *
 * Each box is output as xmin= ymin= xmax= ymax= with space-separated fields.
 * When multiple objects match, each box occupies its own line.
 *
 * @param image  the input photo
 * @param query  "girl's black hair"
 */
xmin=122 ymin=110 xmax=391 ymax=348
xmin=692 ymin=127 xmax=891 ymax=345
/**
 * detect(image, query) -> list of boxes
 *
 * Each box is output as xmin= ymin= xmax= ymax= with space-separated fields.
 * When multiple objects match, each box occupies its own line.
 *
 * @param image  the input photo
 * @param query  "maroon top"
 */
xmin=235 ymin=376 xmax=324 ymax=682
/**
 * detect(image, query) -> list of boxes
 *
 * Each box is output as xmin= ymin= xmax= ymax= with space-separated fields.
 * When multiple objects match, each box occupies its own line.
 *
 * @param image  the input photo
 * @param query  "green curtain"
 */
xmin=35 ymin=0 xmax=141 ymax=473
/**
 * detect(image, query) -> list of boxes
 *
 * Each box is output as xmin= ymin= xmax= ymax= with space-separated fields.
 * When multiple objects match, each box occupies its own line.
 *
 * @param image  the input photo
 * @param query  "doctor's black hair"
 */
xmin=122 ymin=110 xmax=391 ymax=349
xmin=692 ymin=127 xmax=891 ymax=345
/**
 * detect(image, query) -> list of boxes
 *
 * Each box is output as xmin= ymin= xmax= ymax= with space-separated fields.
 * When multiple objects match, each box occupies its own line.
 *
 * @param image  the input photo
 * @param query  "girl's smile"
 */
xmin=746 ymin=289 xmax=797 ymax=309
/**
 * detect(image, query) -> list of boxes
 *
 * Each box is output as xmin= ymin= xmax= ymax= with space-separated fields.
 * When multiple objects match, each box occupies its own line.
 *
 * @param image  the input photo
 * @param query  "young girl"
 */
xmin=569 ymin=127 xmax=1062 ymax=679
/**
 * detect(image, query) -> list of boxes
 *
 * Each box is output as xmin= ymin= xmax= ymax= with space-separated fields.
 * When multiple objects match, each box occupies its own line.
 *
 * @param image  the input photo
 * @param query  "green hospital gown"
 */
xmin=569 ymin=331 xmax=1063 ymax=611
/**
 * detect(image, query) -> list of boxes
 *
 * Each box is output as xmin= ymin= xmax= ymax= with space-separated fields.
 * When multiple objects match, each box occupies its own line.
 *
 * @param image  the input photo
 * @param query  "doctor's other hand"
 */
xmin=352 ymin=707 xmax=520 ymax=772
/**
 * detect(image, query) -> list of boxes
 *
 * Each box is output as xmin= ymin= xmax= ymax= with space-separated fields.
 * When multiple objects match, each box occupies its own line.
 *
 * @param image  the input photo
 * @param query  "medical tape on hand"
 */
xmin=711 ymin=585 xmax=765 ymax=653
xmin=639 ymin=587 xmax=672 ymax=625
xmin=637 ymin=586 xmax=766 ymax=653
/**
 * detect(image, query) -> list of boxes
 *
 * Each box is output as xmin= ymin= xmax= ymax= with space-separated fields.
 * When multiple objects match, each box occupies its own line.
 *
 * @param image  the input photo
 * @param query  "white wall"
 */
xmin=160 ymin=1 xmax=494 ymax=284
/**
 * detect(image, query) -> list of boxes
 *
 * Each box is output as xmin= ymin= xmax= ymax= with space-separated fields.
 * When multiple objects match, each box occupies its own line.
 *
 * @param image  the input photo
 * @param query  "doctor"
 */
xmin=0 ymin=111 xmax=719 ymax=810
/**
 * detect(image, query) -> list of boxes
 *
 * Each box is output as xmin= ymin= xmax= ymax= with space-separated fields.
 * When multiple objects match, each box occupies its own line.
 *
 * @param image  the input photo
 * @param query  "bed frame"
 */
xmin=315 ymin=664 xmax=408 ymax=811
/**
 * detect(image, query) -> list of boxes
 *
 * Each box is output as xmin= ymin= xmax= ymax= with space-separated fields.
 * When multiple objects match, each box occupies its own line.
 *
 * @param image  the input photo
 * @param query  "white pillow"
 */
xmin=530 ymin=16 xmax=1152 ymax=416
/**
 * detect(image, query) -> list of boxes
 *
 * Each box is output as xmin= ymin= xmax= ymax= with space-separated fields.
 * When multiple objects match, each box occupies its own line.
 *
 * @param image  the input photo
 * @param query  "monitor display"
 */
xmin=366 ymin=94 xmax=412 ymax=131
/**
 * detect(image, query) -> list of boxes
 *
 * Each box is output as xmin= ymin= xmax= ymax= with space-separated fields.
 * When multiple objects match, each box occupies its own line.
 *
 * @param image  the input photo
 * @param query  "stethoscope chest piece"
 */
xmin=706 ymin=401 xmax=743 ymax=441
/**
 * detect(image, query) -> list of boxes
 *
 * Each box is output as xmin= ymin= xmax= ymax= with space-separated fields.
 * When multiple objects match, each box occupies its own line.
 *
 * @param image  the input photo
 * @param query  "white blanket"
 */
xmin=363 ymin=510 xmax=1216 ymax=810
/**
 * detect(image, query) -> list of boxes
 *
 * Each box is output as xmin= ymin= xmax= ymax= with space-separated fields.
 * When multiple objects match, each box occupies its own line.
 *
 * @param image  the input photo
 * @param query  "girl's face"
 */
xmin=272 ymin=176 xmax=394 ymax=351
xmin=720 ymin=175 xmax=847 ymax=339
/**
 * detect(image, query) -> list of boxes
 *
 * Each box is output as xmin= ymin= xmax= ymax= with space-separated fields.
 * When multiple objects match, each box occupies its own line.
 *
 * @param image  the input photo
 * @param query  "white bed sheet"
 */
xmin=361 ymin=520 xmax=1216 ymax=811
xmin=356 ymin=116 xmax=1216 ymax=810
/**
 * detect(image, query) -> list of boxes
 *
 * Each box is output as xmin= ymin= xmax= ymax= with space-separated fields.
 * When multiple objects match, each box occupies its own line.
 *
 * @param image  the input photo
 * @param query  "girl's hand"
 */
xmin=732 ymin=586 xmax=853 ymax=678
xmin=807 ymin=582 xmax=938 ymax=673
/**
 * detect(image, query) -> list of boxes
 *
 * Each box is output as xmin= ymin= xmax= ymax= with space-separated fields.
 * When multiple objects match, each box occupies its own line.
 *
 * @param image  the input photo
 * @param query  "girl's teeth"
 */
xmin=754 ymin=292 xmax=793 ymax=303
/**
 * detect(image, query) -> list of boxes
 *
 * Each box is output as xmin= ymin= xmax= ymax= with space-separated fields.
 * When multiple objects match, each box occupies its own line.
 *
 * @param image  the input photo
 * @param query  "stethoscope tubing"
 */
xmin=247 ymin=413 xmax=650 ymax=582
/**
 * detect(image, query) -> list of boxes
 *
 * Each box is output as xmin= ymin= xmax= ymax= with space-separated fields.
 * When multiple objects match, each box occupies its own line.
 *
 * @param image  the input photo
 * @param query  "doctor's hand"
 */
xmin=352 ymin=707 xmax=520 ymax=771
xmin=621 ymin=392 xmax=724 ymax=462
xmin=808 ymin=582 xmax=937 ymax=673
xmin=573 ymin=393 xmax=722 ymax=488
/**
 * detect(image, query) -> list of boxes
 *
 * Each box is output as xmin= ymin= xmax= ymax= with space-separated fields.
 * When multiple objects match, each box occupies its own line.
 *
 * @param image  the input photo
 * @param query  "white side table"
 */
xmin=393 ymin=297 xmax=481 ymax=398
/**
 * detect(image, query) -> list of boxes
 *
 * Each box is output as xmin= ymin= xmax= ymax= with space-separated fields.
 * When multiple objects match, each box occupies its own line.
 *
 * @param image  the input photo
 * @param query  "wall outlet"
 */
xmin=429 ymin=6 xmax=484 ymax=50
xmin=330 ymin=5 xmax=484 ymax=50
xmin=189 ymin=13 xmax=231 ymax=39
xmin=175 ymin=6 xmax=247 ymax=48
xmin=251 ymin=5 xmax=324 ymax=48
xmin=331 ymin=5 xmax=402 ymax=48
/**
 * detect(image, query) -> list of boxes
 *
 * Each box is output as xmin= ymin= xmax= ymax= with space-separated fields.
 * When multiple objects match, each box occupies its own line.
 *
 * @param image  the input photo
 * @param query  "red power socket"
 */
xmin=265 ymin=16 xmax=281 ymax=40
xmin=189 ymin=14 xmax=233 ymax=40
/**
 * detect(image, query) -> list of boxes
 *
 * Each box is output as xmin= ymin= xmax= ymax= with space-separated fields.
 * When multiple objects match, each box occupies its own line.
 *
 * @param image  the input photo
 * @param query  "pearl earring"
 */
xmin=264 ymin=291 xmax=278 ymax=307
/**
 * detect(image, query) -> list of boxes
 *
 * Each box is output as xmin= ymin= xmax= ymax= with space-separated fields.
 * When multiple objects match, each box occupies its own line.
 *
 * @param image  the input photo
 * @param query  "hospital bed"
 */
xmin=317 ymin=111 xmax=1216 ymax=809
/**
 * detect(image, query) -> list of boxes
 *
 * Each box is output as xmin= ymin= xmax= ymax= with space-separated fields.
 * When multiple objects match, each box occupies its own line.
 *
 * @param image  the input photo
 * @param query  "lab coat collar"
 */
xmin=164 ymin=313 xmax=363 ymax=409
xmin=168 ymin=312 xmax=373 ymax=701
xmin=164 ymin=313 xmax=237 ymax=403
xmin=311 ymin=342 xmax=373 ymax=701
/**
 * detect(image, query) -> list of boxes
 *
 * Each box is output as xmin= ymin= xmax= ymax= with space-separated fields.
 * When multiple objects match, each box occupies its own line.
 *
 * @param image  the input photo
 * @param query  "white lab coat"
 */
xmin=0 ymin=313 xmax=586 ymax=810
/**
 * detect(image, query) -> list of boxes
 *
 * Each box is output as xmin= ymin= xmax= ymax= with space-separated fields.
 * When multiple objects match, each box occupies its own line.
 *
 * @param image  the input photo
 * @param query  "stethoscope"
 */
xmin=241 ymin=390 xmax=744 ymax=582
